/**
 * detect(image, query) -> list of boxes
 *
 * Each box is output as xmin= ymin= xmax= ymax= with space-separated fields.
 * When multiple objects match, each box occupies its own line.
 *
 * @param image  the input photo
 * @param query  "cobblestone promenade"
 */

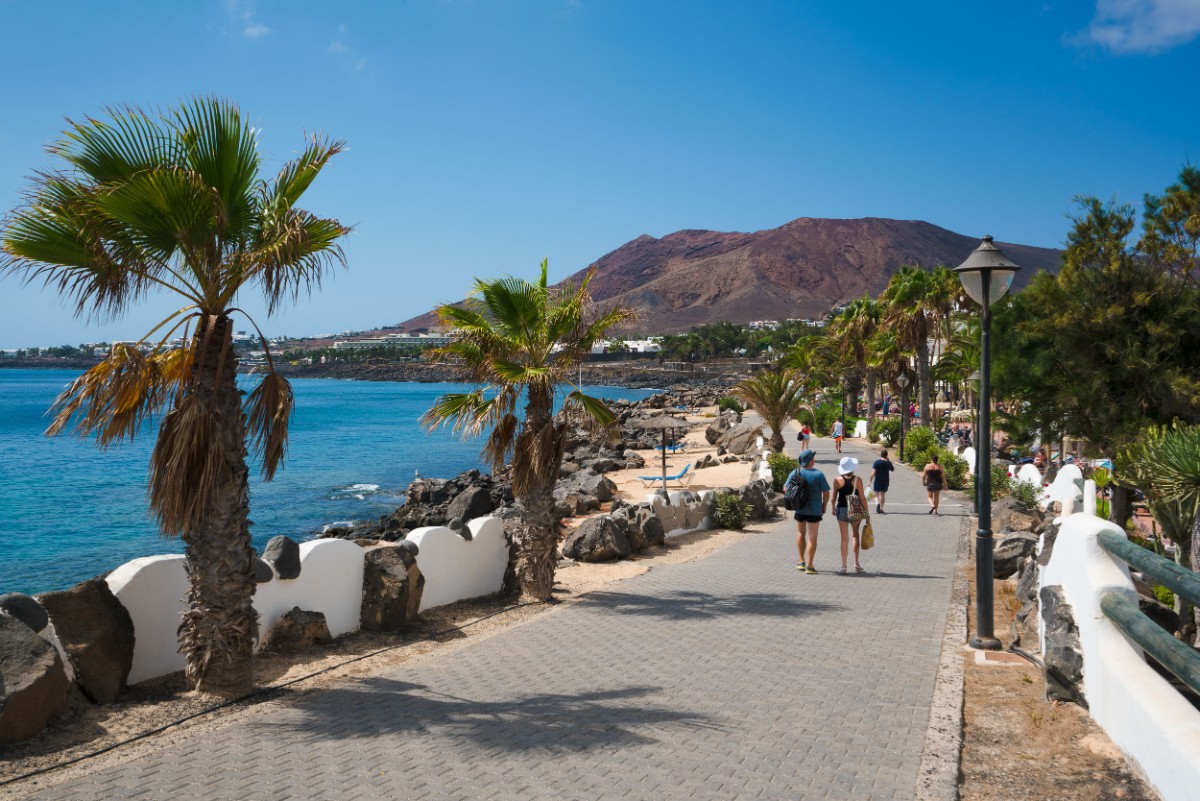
xmin=18 ymin=436 xmax=963 ymax=801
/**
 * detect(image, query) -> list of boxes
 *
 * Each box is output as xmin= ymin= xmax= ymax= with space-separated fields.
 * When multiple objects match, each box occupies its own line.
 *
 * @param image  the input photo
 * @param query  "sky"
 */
xmin=1 ymin=0 xmax=1198 ymax=348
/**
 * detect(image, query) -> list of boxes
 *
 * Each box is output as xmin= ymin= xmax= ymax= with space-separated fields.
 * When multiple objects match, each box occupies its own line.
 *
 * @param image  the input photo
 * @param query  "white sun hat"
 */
xmin=838 ymin=456 xmax=858 ymax=475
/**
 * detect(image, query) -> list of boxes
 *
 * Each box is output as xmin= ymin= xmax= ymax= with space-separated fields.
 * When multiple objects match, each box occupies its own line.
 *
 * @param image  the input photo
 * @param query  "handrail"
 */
xmin=1100 ymin=592 xmax=1200 ymax=696
xmin=1097 ymin=529 xmax=1200 ymax=607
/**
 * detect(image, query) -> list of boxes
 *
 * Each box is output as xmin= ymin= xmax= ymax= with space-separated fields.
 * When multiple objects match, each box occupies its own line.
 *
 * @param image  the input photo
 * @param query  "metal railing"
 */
xmin=1097 ymin=529 xmax=1200 ymax=695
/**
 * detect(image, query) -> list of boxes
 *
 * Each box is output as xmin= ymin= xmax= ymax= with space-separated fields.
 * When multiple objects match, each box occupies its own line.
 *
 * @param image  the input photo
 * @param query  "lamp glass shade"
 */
xmin=896 ymin=373 xmax=910 ymax=389
xmin=955 ymin=236 xmax=1021 ymax=306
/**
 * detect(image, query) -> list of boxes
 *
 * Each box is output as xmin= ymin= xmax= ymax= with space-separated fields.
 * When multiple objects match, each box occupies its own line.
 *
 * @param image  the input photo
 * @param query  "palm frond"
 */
xmin=47 ymin=344 xmax=184 ymax=445
xmin=244 ymin=370 xmax=294 ymax=480
xmin=149 ymin=393 xmax=233 ymax=535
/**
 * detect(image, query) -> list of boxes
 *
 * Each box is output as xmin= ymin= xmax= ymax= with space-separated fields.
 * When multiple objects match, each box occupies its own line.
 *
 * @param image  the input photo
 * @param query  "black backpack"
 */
xmin=783 ymin=470 xmax=812 ymax=511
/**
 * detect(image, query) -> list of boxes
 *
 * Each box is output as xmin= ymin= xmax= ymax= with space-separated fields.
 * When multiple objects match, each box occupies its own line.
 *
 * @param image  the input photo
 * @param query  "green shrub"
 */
xmin=713 ymin=491 xmax=752 ymax=530
xmin=972 ymin=461 xmax=1012 ymax=501
xmin=1009 ymin=479 xmax=1042 ymax=510
xmin=867 ymin=428 xmax=881 ymax=444
xmin=1152 ymin=584 xmax=1176 ymax=607
xmin=934 ymin=447 xmax=969 ymax=491
xmin=718 ymin=396 xmax=744 ymax=418
xmin=766 ymin=452 xmax=799 ymax=491
xmin=810 ymin=400 xmax=841 ymax=437
xmin=903 ymin=426 xmax=938 ymax=465
xmin=870 ymin=417 xmax=902 ymax=446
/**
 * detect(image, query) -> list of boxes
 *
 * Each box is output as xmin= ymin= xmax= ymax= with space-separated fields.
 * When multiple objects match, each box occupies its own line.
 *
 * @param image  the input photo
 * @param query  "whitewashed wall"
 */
xmin=1040 ymin=503 xmax=1200 ymax=801
xmin=106 ymin=555 xmax=189 ymax=685
xmin=253 ymin=538 xmax=366 ymax=641
xmin=1041 ymin=463 xmax=1083 ymax=509
xmin=407 ymin=517 xmax=508 ymax=612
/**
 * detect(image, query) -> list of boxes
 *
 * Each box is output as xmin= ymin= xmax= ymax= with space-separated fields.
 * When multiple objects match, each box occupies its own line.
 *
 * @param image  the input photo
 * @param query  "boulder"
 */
xmin=263 ymin=535 xmax=302 ymax=580
xmin=446 ymin=486 xmax=495 ymax=523
xmin=559 ymin=461 xmax=580 ymax=476
xmin=993 ymin=533 xmax=1038 ymax=579
xmin=561 ymin=516 xmax=632 ymax=562
xmin=253 ymin=558 xmax=274 ymax=583
xmin=262 ymin=608 xmax=331 ymax=653
xmin=639 ymin=514 xmax=666 ymax=548
xmin=722 ymin=423 xmax=764 ymax=455
xmin=361 ymin=547 xmax=421 ymax=632
xmin=37 ymin=578 xmax=135 ymax=705
xmin=582 ymin=457 xmax=619 ymax=474
xmin=567 ymin=470 xmax=618 ymax=502
xmin=705 ymin=414 xmax=731 ymax=445
xmin=1040 ymin=585 xmax=1086 ymax=706
xmin=738 ymin=480 xmax=773 ymax=521
xmin=993 ymin=496 xmax=1041 ymax=532
xmin=0 ymin=614 xmax=70 ymax=744
xmin=1015 ymin=555 xmax=1040 ymax=605
xmin=0 ymin=593 xmax=49 ymax=633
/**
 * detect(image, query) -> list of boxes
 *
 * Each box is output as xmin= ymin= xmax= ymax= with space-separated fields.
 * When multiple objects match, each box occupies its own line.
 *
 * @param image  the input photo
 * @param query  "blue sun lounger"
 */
xmin=639 ymin=463 xmax=694 ymax=488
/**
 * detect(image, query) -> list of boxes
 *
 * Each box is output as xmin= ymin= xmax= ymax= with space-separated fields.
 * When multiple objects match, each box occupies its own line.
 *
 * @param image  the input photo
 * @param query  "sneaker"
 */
xmin=805 ymin=566 xmax=818 ymax=575
xmin=875 ymin=504 xmax=881 ymax=514
xmin=797 ymin=562 xmax=806 ymax=571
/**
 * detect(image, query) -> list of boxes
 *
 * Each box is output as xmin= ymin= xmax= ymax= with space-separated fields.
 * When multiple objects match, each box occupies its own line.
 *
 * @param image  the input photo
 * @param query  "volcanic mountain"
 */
xmin=398 ymin=217 xmax=1062 ymax=334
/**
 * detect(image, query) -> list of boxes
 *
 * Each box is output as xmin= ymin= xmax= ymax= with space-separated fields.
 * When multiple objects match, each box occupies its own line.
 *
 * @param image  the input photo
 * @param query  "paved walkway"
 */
xmin=18 ymin=435 xmax=963 ymax=801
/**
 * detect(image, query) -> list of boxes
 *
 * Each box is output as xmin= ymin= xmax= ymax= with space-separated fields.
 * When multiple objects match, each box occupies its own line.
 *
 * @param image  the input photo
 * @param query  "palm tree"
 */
xmin=731 ymin=367 xmax=810 ymax=452
xmin=831 ymin=294 xmax=881 ymax=419
xmin=422 ymin=261 xmax=633 ymax=601
xmin=0 ymin=99 xmax=349 ymax=696
xmin=880 ymin=265 xmax=956 ymax=425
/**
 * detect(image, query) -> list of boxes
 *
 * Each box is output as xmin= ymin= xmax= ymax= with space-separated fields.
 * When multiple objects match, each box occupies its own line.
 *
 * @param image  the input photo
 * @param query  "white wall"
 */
xmin=106 ymin=555 xmax=189 ymax=684
xmin=1042 ymin=463 xmax=1083 ymax=509
xmin=253 ymin=538 xmax=365 ymax=643
xmin=1040 ymin=511 xmax=1200 ymax=801
xmin=408 ymin=516 xmax=508 ymax=612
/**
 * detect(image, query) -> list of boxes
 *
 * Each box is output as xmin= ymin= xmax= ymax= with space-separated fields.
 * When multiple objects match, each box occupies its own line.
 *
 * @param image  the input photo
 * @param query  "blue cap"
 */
xmin=798 ymin=449 xmax=816 ymax=465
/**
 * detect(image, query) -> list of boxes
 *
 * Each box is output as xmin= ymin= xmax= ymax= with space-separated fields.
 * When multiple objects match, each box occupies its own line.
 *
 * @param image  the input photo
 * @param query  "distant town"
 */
xmin=0 ymin=316 xmax=832 ymax=368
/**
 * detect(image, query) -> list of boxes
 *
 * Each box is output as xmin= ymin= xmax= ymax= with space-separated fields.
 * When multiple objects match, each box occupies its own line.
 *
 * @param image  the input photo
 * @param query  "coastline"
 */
xmin=2 ymin=356 xmax=732 ymax=391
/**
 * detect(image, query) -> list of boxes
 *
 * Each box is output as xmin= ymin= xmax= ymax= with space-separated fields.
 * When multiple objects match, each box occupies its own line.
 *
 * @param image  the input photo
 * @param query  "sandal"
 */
xmin=855 ymin=565 xmax=866 ymax=574
xmin=838 ymin=567 xmax=847 ymax=575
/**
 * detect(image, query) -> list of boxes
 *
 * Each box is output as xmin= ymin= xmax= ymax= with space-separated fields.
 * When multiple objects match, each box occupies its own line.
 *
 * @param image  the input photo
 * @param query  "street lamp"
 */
xmin=896 ymin=372 xmax=910 ymax=463
xmin=955 ymin=235 xmax=1021 ymax=651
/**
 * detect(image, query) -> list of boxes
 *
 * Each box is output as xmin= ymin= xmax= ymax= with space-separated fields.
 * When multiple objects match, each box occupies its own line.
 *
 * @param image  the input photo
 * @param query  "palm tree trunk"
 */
xmin=916 ymin=340 xmax=932 ymax=427
xmin=179 ymin=316 xmax=257 ymax=696
xmin=865 ymin=369 xmax=876 ymax=421
xmin=513 ymin=387 xmax=561 ymax=602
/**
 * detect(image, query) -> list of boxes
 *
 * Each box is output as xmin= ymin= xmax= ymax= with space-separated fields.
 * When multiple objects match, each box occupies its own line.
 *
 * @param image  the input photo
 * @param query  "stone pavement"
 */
xmin=16 ymin=434 xmax=963 ymax=801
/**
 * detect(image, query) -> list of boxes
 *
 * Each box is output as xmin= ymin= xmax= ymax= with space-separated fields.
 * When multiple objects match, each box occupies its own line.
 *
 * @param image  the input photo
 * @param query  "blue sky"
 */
xmin=1 ymin=0 xmax=1198 ymax=347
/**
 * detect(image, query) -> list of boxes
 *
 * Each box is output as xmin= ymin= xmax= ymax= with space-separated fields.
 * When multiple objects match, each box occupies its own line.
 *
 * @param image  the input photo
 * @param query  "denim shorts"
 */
xmin=836 ymin=507 xmax=851 ymax=522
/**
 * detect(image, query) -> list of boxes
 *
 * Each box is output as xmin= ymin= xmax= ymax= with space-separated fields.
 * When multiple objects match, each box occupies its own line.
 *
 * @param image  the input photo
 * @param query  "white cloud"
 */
xmin=1074 ymin=0 xmax=1200 ymax=54
xmin=226 ymin=0 xmax=270 ymax=40
xmin=328 ymin=24 xmax=368 ymax=73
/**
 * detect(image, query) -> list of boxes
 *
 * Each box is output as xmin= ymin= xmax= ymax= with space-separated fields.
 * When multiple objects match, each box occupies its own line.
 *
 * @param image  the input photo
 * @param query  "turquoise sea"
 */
xmin=0 ymin=369 xmax=657 ymax=595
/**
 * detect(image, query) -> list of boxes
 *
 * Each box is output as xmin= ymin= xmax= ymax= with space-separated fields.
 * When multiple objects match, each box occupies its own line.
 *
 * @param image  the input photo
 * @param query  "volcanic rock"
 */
xmin=37 ymin=578 xmax=135 ymax=704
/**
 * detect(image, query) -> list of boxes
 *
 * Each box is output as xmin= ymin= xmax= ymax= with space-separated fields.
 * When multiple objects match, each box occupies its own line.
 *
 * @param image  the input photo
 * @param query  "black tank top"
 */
xmin=836 ymin=476 xmax=856 ymax=509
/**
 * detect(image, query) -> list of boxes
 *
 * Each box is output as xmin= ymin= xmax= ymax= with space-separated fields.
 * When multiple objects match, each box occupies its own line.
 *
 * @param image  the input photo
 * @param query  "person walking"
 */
xmin=922 ymin=453 xmax=945 ymax=515
xmin=831 ymin=418 xmax=844 ymax=453
xmin=786 ymin=449 xmax=830 ymax=575
xmin=799 ymin=422 xmax=812 ymax=449
xmin=868 ymin=449 xmax=895 ymax=514
xmin=833 ymin=456 xmax=870 ymax=574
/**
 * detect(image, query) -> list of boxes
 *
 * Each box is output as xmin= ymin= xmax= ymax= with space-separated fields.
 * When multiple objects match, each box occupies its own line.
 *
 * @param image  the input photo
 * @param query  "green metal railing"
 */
xmin=1097 ymin=529 xmax=1200 ymax=695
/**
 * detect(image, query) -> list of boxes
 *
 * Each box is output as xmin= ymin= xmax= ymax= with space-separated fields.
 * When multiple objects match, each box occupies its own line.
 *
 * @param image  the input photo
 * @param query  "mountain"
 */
xmin=397 ymin=217 xmax=1063 ymax=334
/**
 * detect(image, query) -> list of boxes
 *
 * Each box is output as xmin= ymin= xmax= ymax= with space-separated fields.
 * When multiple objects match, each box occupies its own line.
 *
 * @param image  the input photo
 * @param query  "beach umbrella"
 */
xmin=630 ymin=413 xmax=687 ymax=492
xmin=950 ymin=409 xmax=973 ymax=421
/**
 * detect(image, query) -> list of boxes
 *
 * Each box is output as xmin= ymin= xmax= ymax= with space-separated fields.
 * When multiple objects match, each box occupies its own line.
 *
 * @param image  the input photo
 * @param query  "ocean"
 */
xmin=0 ymin=369 xmax=657 ymax=595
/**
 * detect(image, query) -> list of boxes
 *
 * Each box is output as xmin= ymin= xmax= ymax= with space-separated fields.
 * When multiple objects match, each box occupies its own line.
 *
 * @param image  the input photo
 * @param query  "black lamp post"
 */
xmin=896 ymin=372 xmax=910 ymax=463
xmin=955 ymin=235 xmax=1021 ymax=651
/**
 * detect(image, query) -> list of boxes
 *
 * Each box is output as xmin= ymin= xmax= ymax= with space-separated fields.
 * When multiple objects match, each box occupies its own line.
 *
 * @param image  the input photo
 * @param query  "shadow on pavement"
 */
xmin=260 ymin=678 xmax=721 ymax=750
xmin=578 ymin=590 xmax=841 ymax=620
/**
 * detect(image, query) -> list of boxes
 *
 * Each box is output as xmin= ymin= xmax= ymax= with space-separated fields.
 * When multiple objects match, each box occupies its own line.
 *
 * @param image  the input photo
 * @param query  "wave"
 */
xmin=331 ymin=482 xmax=383 ymax=501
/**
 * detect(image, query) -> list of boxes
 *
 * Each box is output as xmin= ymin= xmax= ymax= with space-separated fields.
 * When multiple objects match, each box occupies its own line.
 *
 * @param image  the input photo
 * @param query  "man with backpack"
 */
xmin=784 ymin=449 xmax=831 ymax=574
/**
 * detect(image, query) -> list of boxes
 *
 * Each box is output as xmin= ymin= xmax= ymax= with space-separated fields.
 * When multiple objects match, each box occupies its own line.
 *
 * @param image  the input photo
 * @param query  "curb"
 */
xmin=914 ymin=505 xmax=971 ymax=801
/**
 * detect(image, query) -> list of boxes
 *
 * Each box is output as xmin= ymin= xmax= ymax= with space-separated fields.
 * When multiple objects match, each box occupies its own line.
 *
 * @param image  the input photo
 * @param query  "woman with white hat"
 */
xmin=833 ymin=456 xmax=870 ymax=574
